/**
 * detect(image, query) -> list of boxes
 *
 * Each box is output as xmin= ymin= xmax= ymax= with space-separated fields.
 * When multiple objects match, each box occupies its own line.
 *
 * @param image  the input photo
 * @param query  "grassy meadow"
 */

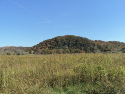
xmin=0 ymin=53 xmax=125 ymax=94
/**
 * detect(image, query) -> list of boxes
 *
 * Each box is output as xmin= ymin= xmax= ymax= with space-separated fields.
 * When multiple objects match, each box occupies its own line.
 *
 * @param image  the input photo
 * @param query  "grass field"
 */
xmin=0 ymin=53 xmax=125 ymax=94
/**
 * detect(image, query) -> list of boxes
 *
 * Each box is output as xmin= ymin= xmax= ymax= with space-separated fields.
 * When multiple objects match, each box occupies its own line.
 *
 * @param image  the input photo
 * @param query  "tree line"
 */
xmin=25 ymin=35 xmax=125 ymax=54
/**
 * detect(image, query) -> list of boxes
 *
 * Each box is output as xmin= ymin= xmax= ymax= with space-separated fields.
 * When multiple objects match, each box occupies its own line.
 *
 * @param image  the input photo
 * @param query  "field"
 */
xmin=0 ymin=53 xmax=125 ymax=94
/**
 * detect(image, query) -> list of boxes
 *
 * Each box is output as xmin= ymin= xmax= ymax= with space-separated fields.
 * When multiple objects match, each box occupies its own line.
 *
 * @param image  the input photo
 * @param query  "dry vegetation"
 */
xmin=0 ymin=53 xmax=125 ymax=94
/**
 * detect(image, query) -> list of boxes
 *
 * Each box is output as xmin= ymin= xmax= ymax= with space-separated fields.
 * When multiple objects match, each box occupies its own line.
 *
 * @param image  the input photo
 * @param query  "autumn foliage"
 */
xmin=26 ymin=35 xmax=125 ymax=54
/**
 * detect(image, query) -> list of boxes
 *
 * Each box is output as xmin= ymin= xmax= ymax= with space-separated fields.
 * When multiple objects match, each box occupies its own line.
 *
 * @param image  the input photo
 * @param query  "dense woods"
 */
xmin=26 ymin=35 xmax=125 ymax=54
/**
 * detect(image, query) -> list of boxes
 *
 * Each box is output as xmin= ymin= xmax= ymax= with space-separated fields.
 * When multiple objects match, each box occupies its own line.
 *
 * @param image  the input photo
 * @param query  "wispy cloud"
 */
xmin=9 ymin=0 xmax=32 ymax=12
xmin=44 ymin=18 xmax=51 ymax=23
xmin=58 ymin=12 xmax=70 ymax=20
xmin=35 ymin=18 xmax=52 ymax=24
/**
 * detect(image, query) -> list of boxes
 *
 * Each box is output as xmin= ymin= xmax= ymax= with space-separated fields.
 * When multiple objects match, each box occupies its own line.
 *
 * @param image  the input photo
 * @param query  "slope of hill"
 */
xmin=0 ymin=46 xmax=29 ymax=55
xmin=26 ymin=35 xmax=125 ymax=54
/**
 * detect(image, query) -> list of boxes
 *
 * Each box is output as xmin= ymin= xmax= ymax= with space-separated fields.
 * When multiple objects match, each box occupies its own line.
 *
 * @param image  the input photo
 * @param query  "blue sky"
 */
xmin=0 ymin=0 xmax=125 ymax=47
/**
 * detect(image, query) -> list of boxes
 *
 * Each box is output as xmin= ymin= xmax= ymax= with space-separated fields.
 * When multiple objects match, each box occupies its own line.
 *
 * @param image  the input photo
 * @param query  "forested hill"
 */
xmin=26 ymin=35 xmax=125 ymax=54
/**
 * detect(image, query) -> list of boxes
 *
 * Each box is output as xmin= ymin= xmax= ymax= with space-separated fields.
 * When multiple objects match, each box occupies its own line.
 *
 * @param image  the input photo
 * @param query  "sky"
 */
xmin=0 ymin=0 xmax=125 ymax=47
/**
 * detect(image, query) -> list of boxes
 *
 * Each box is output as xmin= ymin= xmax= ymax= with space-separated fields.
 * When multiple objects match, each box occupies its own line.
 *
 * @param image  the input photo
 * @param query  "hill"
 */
xmin=26 ymin=35 xmax=125 ymax=54
xmin=0 ymin=46 xmax=29 ymax=55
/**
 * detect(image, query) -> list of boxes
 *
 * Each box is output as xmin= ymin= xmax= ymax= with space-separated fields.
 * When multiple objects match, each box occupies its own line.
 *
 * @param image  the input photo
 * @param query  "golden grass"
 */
xmin=0 ymin=53 xmax=125 ymax=93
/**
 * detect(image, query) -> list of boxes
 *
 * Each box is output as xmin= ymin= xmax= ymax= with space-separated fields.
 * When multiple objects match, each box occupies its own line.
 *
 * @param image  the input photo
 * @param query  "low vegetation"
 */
xmin=0 ymin=53 xmax=125 ymax=94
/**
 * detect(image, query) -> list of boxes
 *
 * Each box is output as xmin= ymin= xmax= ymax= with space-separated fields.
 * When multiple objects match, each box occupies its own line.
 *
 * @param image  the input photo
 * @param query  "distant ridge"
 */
xmin=0 ymin=46 xmax=29 ymax=55
xmin=1 ymin=35 xmax=125 ymax=55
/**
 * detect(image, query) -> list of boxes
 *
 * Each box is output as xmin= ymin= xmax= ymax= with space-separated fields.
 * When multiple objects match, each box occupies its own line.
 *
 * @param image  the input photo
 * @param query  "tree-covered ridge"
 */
xmin=94 ymin=40 xmax=125 ymax=52
xmin=0 ymin=46 xmax=29 ymax=55
xmin=26 ymin=35 xmax=125 ymax=54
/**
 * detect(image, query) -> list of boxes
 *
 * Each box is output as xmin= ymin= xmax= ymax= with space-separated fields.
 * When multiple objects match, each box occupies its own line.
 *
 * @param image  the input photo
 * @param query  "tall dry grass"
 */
xmin=0 ymin=53 xmax=125 ymax=94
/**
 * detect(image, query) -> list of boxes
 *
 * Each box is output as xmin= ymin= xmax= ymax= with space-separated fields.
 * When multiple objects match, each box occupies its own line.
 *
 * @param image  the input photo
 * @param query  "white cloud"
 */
xmin=58 ymin=12 xmax=70 ymax=20
xmin=35 ymin=18 xmax=52 ymax=24
xmin=9 ymin=0 xmax=32 ymax=12
xmin=44 ymin=18 xmax=51 ymax=23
